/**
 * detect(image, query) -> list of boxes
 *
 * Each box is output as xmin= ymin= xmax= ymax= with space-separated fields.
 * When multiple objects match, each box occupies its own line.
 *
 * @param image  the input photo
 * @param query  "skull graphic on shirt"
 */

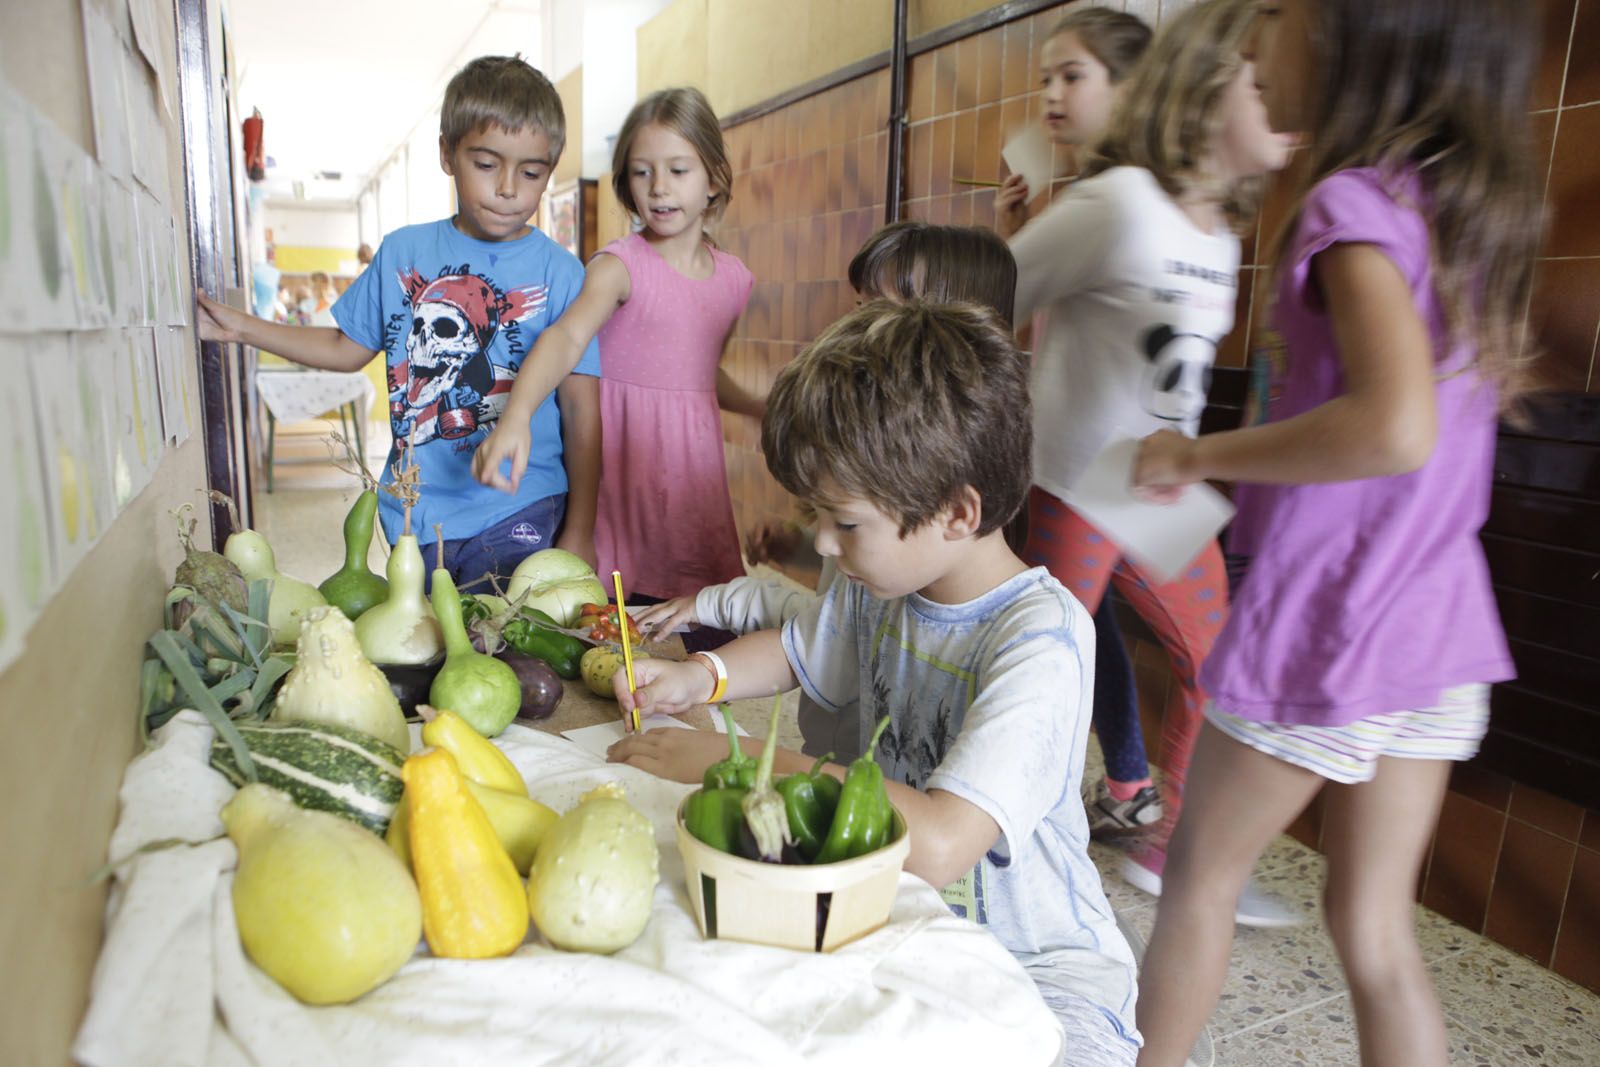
xmin=388 ymin=268 xmax=547 ymax=445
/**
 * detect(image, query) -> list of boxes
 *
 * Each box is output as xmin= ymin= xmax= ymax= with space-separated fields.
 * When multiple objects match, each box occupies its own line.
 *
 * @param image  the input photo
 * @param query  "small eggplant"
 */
xmin=380 ymin=656 xmax=445 ymax=716
xmin=498 ymin=649 xmax=563 ymax=720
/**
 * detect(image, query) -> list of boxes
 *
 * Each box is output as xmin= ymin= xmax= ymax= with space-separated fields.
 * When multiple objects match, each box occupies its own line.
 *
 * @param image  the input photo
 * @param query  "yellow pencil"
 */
xmin=954 ymin=177 xmax=1004 ymax=187
xmin=612 ymin=571 xmax=640 ymax=732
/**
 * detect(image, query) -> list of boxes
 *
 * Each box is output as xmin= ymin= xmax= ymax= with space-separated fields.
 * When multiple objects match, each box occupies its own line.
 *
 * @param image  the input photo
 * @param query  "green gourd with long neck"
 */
xmin=318 ymin=490 xmax=389 ymax=620
xmin=427 ymin=532 xmax=519 ymax=738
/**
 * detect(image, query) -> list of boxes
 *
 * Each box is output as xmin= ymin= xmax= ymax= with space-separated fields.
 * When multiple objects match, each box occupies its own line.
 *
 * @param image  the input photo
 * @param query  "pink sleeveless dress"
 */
xmin=592 ymin=234 xmax=754 ymax=599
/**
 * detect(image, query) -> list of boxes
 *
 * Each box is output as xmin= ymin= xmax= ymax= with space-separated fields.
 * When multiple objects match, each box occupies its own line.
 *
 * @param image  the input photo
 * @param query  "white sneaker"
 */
xmin=1119 ymin=854 xmax=1305 ymax=929
xmin=1085 ymin=780 xmax=1164 ymax=838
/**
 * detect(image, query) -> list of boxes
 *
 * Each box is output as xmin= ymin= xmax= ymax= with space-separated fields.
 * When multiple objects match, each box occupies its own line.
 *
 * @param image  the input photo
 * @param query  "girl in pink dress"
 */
xmin=474 ymin=87 xmax=760 ymax=615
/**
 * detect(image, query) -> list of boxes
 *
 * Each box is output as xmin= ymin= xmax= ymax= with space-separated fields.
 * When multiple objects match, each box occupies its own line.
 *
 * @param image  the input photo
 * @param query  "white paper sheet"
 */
xmin=1001 ymin=124 xmax=1053 ymax=204
xmin=559 ymin=714 xmax=696 ymax=759
xmin=26 ymin=335 xmax=103 ymax=578
xmin=1069 ymin=436 xmax=1235 ymax=584
xmin=82 ymin=1 xmax=133 ymax=184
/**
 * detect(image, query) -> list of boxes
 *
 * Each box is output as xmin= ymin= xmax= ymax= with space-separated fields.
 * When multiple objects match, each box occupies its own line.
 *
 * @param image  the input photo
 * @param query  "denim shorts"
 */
xmin=421 ymin=493 xmax=565 ymax=595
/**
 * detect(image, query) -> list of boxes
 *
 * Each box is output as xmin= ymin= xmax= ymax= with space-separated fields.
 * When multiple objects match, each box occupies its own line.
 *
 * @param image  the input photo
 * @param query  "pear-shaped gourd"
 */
xmin=224 ymin=528 xmax=327 ymax=647
xmin=527 ymin=781 xmax=659 ymax=954
xmin=222 ymin=783 xmax=422 ymax=1004
xmin=428 ymin=560 xmax=520 ymax=738
xmin=355 ymin=532 xmax=442 ymax=666
xmin=273 ymin=606 xmax=411 ymax=754
xmin=318 ymin=490 xmax=389 ymax=620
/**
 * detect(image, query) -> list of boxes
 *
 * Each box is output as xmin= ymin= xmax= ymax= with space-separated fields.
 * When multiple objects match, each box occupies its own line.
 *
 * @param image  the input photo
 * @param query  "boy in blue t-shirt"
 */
xmin=198 ymin=56 xmax=600 ymax=585
xmin=609 ymin=301 xmax=1140 ymax=1066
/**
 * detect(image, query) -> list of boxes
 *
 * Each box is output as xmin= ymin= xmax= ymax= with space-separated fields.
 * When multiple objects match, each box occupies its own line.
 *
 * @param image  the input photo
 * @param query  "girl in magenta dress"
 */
xmin=474 ymin=87 xmax=760 ymax=606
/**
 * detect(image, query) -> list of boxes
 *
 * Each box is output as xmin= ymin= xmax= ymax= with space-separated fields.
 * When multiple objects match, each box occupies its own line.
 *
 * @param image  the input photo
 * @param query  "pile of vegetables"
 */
xmin=575 ymin=602 xmax=641 ymax=645
xmin=685 ymin=706 xmax=895 ymax=868
xmin=135 ymin=452 xmax=683 ymax=1010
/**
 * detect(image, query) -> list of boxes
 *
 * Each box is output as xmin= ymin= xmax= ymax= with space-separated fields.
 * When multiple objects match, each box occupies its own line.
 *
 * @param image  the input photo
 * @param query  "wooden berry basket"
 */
xmin=675 ymin=797 xmax=910 ymax=953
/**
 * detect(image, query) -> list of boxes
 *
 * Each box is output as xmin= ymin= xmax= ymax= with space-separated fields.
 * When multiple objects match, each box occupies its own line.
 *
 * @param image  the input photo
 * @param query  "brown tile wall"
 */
xmin=713 ymin=0 xmax=1600 ymax=993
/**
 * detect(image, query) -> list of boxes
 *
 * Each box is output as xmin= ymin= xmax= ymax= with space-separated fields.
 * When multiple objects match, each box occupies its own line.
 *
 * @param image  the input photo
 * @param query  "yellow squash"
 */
xmin=222 ymin=784 xmax=421 ymax=1004
xmin=387 ymin=777 xmax=558 ymax=876
xmin=403 ymin=747 xmax=529 ymax=958
xmin=419 ymin=706 xmax=526 ymax=795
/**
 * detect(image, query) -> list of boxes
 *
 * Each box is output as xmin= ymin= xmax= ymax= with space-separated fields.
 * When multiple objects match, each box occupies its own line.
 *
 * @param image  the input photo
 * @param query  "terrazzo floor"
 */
xmin=255 ymin=440 xmax=1600 ymax=1066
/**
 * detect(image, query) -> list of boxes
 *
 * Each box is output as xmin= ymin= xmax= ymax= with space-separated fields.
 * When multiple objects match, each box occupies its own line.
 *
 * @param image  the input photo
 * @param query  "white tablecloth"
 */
xmin=255 ymin=368 xmax=375 ymax=425
xmin=73 ymin=713 xmax=1063 ymax=1067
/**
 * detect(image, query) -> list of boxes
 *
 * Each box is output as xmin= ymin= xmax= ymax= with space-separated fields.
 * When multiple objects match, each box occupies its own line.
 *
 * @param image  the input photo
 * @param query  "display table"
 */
xmin=254 ymin=368 xmax=377 ymax=492
xmin=73 ymin=684 xmax=1063 ymax=1067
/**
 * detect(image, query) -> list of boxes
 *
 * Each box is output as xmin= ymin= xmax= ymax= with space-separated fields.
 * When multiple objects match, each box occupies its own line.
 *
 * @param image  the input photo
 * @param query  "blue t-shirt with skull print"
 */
xmin=333 ymin=220 xmax=600 ymax=545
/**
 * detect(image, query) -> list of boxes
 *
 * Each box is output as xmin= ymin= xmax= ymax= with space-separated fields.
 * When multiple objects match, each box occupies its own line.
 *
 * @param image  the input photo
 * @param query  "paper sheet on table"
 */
xmin=559 ymin=714 xmax=694 ymax=759
xmin=1001 ymin=125 xmax=1053 ymax=203
xmin=1070 ymin=437 xmax=1235 ymax=584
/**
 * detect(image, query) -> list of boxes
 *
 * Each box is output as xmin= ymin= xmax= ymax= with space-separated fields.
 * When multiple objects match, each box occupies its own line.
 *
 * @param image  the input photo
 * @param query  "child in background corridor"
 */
xmin=473 ymin=87 xmax=759 ymax=643
xmin=1009 ymin=0 xmax=1297 ymax=924
xmin=1129 ymin=1 xmax=1541 ymax=1063
xmin=996 ymin=6 xmax=1167 ymax=840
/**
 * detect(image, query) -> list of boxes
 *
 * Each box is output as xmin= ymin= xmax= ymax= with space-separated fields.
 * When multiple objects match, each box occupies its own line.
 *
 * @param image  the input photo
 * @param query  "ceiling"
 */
xmin=227 ymin=0 xmax=543 ymax=203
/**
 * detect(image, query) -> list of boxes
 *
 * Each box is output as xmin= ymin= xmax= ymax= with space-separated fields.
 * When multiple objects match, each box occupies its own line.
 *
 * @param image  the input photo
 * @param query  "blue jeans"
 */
xmin=419 ymin=493 xmax=566 ymax=595
xmin=1094 ymin=596 xmax=1148 ymax=784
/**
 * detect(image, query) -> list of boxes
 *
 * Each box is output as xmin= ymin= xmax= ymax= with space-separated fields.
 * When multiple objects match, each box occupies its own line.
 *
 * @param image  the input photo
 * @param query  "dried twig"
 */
xmin=325 ymin=430 xmax=379 ymax=493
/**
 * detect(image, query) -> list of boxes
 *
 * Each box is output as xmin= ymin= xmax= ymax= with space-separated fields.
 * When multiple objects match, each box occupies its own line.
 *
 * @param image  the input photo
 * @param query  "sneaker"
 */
xmin=1118 ymin=853 xmax=1306 ymax=929
xmin=1085 ymin=780 xmax=1164 ymax=838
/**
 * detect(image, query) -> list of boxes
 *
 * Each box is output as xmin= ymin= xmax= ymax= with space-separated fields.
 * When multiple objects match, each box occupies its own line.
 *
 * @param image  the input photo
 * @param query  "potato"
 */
xmin=580 ymin=646 xmax=649 ymax=699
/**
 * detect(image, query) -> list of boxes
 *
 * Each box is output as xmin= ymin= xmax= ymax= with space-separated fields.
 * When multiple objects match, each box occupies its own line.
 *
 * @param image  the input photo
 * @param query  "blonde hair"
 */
xmin=441 ymin=55 xmax=565 ymax=157
xmin=1083 ymin=0 xmax=1264 ymax=231
xmin=611 ymin=88 xmax=733 ymax=222
xmin=1283 ymin=0 xmax=1544 ymax=408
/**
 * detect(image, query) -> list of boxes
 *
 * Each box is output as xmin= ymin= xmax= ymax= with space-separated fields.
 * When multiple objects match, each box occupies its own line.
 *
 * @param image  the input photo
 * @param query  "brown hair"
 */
xmin=762 ymin=300 xmax=1031 ymax=538
xmin=611 ymin=87 xmax=734 ymax=222
xmin=440 ymin=55 xmax=566 ymax=157
xmin=1282 ymin=0 xmax=1544 ymax=406
xmin=1046 ymin=7 xmax=1153 ymax=83
xmin=848 ymin=222 xmax=1019 ymax=328
xmin=1084 ymin=0 xmax=1265 ymax=231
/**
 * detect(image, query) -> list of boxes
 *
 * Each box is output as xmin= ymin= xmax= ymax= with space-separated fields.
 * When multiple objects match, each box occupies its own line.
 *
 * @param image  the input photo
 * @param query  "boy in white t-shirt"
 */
xmin=608 ymin=300 xmax=1140 ymax=1066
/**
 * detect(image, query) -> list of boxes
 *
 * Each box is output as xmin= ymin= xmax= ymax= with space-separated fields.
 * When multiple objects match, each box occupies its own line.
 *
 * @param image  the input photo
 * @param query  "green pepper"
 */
xmin=702 ymin=705 xmax=757 ymax=790
xmin=502 ymin=608 xmax=585 ymax=679
xmin=813 ymin=716 xmax=894 ymax=865
xmin=684 ymin=786 xmax=747 ymax=853
xmin=777 ymin=753 xmax=842 ymax=861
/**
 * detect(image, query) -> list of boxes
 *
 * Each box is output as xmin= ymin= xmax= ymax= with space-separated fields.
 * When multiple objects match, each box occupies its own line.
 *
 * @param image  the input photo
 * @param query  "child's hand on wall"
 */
xmin=196 ymin=292 xmax=253 ymax=344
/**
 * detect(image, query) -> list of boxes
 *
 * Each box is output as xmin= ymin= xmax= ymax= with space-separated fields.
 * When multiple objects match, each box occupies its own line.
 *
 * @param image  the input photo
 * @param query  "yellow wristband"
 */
xmin=692 ymin=651 xmax=729 ymax=704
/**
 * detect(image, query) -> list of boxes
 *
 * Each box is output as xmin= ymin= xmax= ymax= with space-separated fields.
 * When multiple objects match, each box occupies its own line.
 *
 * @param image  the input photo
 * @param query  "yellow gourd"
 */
xmin=221 ymin=784 xmax=421 ymax=1004
xmin=387 ymin=777 xmax=559 ymax=875
xmin=418 ymin=705 xmax=526 ymax=795
xmin=403 ymin=747 xmax=529 ymax=958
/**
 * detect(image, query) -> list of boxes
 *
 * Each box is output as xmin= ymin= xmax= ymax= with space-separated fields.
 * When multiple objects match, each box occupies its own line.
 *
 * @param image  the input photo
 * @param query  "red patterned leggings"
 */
xmin=1022 ymin=487 xmax=1229 ymax=845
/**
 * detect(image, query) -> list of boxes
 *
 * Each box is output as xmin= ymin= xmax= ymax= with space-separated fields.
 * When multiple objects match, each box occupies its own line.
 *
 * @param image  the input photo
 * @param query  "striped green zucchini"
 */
xmin=210 ymin=720 xmax=406 ymax=835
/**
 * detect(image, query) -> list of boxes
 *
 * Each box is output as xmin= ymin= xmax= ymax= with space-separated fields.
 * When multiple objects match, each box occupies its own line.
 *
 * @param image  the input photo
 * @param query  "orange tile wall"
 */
xmin=713 ymin=0 xmax=1600 ymax=992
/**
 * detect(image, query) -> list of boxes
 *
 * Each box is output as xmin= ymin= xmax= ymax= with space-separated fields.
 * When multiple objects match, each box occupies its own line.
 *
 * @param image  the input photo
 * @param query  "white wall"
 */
xmin=265 ymin=202 xmax=361 ymax=248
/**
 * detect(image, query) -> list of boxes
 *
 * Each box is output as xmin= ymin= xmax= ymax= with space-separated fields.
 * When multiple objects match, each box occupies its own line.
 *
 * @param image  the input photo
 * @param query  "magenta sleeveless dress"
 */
xmin=592 ymin=234 xmax=754 ymax=599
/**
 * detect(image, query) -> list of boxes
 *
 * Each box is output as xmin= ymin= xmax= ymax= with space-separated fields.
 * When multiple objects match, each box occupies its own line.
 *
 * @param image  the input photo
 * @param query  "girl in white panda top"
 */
xmin=1007 ymin=0 xmax=1296 ymax=922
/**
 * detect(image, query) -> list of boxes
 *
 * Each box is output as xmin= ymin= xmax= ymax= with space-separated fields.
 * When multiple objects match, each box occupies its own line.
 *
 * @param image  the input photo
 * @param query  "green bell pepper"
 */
xmin=703 ymin=704 xmax=757 ymax=790
xmin=502 ymin=607 xmax=585 ymax=679
xmin=685 ymin=786 xmax=747 ymax=854
xmin=813 ymin=716 xmax=894 ymax=864
xmin=777 ymin=753 xmax=842 ymax=861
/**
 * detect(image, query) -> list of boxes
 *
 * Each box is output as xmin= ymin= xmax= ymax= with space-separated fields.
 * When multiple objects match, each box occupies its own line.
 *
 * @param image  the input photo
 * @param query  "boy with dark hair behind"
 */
xmin=198 ymin=56 xmax=601 ymax=585
xmin=610 ymin=300 xmax=1141 ymax=1066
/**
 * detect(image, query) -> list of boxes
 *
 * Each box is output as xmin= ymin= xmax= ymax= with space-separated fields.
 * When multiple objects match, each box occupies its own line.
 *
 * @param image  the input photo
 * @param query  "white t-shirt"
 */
xmin=782 ymin=567 xmax=1140 ymax=1048
xmin=1011 ymin=166 xmax=1241 ymax=502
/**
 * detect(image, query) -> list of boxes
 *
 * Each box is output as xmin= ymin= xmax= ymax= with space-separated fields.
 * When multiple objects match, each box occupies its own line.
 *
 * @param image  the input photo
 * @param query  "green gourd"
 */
xmin=318 ymin=490 xmax=389 ymax=620
xmin=355 ymin=532 xmax=442 ymax=666
xmin=427 ymin=532 xmax=520 ymax=738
